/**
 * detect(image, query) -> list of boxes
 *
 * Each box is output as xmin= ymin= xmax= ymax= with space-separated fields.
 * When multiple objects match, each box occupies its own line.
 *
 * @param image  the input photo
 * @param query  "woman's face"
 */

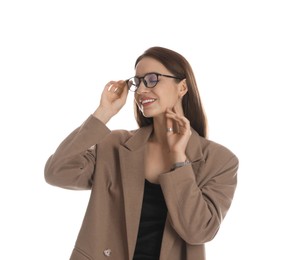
xmin=134 ymin=57 xmax=185 ymax=119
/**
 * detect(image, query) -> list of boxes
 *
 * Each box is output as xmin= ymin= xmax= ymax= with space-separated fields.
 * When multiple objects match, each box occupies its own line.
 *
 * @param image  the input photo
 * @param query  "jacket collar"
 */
xmin=122 ymin=124 xmax=153 ymax=151
xmin=122 ymin=124 xmax=203 ymax=163
xmin=186 ymin=127 xmax=204 ymax=163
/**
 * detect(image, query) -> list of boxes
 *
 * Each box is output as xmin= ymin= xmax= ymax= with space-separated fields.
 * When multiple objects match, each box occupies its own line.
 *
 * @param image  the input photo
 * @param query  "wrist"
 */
xmin=92 ymin=107 xmax=113 ymax=124
xmin=170 ymin=152 xmax=187 ymax=164
xmin=171 ymin=159 xmax=191 ymax=171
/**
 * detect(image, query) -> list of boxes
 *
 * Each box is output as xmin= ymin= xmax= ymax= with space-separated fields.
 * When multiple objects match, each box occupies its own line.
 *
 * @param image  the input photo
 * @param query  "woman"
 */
xmin=45 ymin=46 xmax=238 ymax=260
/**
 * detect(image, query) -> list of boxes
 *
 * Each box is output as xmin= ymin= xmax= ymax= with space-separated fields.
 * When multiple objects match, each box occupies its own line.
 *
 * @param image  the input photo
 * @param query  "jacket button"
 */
xmin=103 ymin=248 xmax=112 ymax=257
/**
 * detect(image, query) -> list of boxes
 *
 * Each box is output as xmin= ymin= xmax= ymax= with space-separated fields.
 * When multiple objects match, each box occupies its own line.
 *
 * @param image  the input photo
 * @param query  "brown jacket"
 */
xmin=45 ymin=115 xmax=238 ymax=260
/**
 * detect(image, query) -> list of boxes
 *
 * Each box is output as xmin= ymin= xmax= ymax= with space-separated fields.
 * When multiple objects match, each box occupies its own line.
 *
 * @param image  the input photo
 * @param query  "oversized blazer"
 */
xmin=45 ymin=115 xmax=238 ymax=260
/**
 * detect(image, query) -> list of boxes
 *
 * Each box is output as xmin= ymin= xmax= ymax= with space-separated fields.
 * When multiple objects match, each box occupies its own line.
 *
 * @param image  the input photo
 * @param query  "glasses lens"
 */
xmin=144 ymin=73 xmax=158 ymax=88
xmin=127 ymin=77 xmax=139 ymax=92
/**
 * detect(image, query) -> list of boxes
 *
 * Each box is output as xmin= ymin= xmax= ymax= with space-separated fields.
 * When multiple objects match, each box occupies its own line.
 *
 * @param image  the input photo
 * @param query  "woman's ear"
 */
xmin=178 ymin=79 xmax=188 ymax=98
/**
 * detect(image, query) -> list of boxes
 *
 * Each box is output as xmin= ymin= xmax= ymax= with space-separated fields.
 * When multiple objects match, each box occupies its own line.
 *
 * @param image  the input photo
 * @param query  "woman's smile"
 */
xmin=139 ymin=97 xmax=157 ymax=107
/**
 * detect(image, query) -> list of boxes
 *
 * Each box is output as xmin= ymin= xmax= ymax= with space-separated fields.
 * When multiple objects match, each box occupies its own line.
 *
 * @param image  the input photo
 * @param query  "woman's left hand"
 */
xmin=165 ymin=107 xmax=192 ymax=163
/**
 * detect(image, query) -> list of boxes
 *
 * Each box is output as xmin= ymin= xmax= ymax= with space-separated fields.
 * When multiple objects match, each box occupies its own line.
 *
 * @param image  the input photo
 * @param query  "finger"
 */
xmin=105 ymin=81 xmax=117 ymax=92
xmin=173 ymin=104 xmax=192 ymax=129
xmin=167 ymin=108 xmax=189 ymax=125
xmin=166 ymin=109 xmax=183 ymax=122
xmin=110 ymin=80 xmax=127 ymax=95
xmin=166 ymin=109 xmax=180 ymax=130
xmin=166 ymin=110 xmax=190 ymax=133
xmin=116 ymin=80 xmax=128 ymax=96
xmin=117 ymin=80 xmax=129 ymax=101
xmin=165 ymin=108 xmax=174 ymax=134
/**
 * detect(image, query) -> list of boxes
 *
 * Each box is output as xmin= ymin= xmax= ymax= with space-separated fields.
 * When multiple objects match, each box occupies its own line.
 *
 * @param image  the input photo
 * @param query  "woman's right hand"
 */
xmin=93 ymin=80 xmax=129 ymax=124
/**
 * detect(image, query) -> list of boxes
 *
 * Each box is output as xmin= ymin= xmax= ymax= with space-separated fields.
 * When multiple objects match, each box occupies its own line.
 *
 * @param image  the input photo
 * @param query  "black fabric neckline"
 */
xmin=145 ymin=179 xmax=160 ymax=186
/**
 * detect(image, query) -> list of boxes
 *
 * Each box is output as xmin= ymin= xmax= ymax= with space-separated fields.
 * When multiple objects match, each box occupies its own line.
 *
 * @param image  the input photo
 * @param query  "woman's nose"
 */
xmin=136 ymin=81 xmax=150 ymax=94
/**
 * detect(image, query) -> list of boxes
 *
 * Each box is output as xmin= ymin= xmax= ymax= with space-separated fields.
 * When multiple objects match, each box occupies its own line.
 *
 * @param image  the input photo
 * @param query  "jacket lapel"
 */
xmin=186 ymin=128 xmax=204 ymax=164
xmin=119 ymin=125 xmax=153 ymax=259
xmin=119 ymin=126 xmax=204 ymax=259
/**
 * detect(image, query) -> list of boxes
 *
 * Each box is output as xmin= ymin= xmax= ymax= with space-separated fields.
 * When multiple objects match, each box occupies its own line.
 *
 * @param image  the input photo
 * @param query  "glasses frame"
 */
xmin=126 ymin=72 xmax=183 ymax=92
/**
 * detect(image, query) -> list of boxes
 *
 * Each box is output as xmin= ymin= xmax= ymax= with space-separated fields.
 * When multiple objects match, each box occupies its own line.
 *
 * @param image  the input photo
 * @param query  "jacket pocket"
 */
xmin=70 ymin=247 xmax=93 ymax=260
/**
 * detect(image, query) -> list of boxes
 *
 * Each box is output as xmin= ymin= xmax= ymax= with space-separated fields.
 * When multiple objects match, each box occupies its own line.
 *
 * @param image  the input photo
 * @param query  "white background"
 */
xmin=1 ymin=0 xmax=285 ymax=259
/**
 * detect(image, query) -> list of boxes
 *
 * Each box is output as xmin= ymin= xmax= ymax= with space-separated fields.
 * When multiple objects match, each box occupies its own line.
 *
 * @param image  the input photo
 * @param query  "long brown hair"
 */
xmin=133 ymin=46 xmax=208 ymax=138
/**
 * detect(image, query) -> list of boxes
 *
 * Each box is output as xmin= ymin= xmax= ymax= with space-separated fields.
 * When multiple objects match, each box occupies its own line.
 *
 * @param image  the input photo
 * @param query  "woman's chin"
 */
xmin=142 ymin=110 xmax=164 ymax=119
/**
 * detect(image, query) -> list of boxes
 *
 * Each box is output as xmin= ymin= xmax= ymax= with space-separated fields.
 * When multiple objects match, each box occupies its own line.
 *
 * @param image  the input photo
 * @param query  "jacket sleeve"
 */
xmin=44 ymin=115 xmax=111 ymax=190
xmin=159 ymin=145 xmax=238 ymax=245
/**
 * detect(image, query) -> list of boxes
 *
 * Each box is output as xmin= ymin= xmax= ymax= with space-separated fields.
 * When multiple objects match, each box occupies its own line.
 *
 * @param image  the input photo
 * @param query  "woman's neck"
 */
xmin=150 ymin=116 xmax=168 ymax=145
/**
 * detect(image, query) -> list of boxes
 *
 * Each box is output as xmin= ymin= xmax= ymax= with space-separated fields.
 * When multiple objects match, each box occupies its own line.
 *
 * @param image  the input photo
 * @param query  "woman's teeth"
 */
xmin=141 ymin=99 xmax=155 ymax=104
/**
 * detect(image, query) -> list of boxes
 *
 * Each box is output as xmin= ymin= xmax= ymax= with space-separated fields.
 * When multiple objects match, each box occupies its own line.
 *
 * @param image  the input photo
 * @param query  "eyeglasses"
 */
xmin=126 ymin=72 xmax=183 ymax=92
